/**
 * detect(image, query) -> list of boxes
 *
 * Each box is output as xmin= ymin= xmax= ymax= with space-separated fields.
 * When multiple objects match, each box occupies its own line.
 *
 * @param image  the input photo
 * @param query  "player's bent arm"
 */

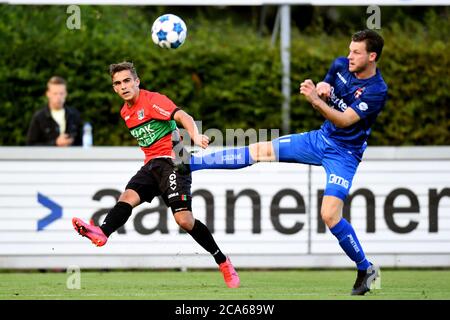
xmin=311 ymin=98 xmax=360 ymax=128
xmin=173 ymin=109 xmax=209 ymax=148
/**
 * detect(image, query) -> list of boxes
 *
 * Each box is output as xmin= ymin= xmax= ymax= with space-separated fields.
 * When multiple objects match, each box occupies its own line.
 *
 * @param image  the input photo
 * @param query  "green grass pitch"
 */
xmin=1 ymin=269 xmax=450 ymax=300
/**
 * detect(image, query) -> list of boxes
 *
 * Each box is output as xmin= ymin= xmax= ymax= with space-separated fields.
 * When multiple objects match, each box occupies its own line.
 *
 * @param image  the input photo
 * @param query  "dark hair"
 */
xmin=109 ymin=61 xmax=138 ymax=79
xmin=352 ymin=29 xmax=384 ymax=61
xmin=47 ymin=76 xmax=66 ymax=89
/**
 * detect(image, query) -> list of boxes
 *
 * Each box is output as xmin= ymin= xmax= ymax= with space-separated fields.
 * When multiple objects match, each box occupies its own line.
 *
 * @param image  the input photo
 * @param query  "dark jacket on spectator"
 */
xmin=26 ymin=105 xmax=82 ymax=146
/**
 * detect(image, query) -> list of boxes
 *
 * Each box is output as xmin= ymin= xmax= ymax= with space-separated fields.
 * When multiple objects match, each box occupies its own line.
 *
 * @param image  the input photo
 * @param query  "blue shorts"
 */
xmin=272 ymin=130 xmax=360 ymax=201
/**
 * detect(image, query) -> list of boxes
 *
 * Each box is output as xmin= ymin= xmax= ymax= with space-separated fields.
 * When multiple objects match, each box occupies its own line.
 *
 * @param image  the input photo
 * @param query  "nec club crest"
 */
xmin=137 ymin=109 xmax=145 ymax=120
xmin=354 ymin=87 xmax=365 ymax=99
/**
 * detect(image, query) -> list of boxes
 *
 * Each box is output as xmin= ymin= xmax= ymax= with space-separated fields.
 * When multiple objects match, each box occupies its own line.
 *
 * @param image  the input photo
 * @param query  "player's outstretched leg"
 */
xmin=351 ymin=264 xmax=381 ymax=295
xmin=175 ymin=146 xmax=255 ymax=173
xmin=72 ymin=217 xmax=107 ymax=247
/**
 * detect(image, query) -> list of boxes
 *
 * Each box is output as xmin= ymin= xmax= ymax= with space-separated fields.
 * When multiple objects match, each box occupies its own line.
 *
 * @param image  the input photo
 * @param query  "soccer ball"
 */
xmin=151 ymin=14 xmax=187 ymax=49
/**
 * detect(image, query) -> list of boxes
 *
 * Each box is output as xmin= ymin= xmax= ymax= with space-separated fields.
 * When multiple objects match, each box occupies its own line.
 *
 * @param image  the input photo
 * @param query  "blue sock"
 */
xmin=330 ymin=218 xmax=371 ymax=271
xmin=189 ymin=146 xmax=255 ymax=172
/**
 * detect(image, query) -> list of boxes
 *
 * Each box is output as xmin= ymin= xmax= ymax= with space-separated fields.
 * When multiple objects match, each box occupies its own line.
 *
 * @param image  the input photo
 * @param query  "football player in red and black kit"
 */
xmin=72 ymin=61 xmax=239 ymax=288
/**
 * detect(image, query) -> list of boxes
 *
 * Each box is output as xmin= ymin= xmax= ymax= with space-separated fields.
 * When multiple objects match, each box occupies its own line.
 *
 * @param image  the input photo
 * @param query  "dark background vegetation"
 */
xmin=0 ymin=5 xmax=448 ymax=146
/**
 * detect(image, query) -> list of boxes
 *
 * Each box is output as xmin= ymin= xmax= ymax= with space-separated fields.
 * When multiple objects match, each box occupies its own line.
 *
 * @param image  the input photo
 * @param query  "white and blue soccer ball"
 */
xmin=151 ymin=14 xmax=187 ymax=49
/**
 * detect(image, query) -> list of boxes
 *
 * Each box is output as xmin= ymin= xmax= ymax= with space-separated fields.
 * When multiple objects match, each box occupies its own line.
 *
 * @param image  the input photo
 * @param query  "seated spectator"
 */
xmin=27 ymin=76 xmax=82 ymax=146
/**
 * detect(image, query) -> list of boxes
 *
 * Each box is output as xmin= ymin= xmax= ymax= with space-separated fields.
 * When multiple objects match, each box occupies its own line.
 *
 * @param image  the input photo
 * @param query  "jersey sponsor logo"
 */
xmin=337 ymin=72 xmax=347 ymax=84
xmin=168 ymin=192 xmax=179 ymax=199
xmin=336 ymin=99 xmax=348 ymax=112
xmin=152 ymin=104 xmax=171 ymax=118
xmin=358 ymin=102 xmax=369 ymax=111
xmin=169 ymin=172 xmax=177 ymax=190
xmin=137 ymin=109 xmax=145 ymax=120
xmin=354 ymin=87 xmax=365 ymax=98
xmin=329 ymin=87 xmax=348 ymax=112
xmin=328 ymin=174 xmax=349 ymax=189
xmin=129 ymin=120 xmax=177 ymax=148
xmin=130 ymin=122 xmax=156 ymax=147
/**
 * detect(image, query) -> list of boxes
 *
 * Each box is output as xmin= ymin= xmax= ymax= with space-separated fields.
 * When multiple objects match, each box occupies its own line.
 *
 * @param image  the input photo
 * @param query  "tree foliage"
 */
xmin=0 ymin=5 xmax=448 ymax=146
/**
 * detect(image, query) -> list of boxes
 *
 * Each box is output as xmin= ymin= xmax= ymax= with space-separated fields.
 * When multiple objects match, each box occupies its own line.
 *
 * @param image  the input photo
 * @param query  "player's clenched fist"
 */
xmin=300 ymin=79 xmax=320 ymax=105
xmin=193 ymin=134 xmax=210 ymax=149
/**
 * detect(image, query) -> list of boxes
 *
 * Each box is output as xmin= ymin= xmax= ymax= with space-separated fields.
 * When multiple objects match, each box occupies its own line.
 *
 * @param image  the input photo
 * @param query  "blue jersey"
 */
xmin=321 ymin=57 xmax=388 ymax=159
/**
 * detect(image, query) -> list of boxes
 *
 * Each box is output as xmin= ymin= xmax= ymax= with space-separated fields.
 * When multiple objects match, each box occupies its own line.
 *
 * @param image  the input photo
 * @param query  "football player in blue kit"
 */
xmin=178 ymin=29 xmax=387 ymax=295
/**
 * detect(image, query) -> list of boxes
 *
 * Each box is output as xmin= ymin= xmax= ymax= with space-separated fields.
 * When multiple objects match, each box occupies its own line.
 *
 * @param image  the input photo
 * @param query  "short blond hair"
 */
xmin=47 ymin=76 xmax=67 ymax=89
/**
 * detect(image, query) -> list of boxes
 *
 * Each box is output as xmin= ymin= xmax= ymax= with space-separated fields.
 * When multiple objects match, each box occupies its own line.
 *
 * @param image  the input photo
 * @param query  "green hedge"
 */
xmin=0 ymin=5 xmax=448 ymax=146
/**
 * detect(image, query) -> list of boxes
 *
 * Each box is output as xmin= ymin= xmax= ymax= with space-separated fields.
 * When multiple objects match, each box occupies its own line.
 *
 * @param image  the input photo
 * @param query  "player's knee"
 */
xmin=174 ymin=211 xmax=195 ymax=231
xmin=320 ymin=207 xmax=341 ymax=228
xmin=320 ymin=209 xmax=339 ymax=228
xmin=118 ymin=189 xmax=140 ymax=207
xmin=321 ymin=196 xmax=344 ymax=228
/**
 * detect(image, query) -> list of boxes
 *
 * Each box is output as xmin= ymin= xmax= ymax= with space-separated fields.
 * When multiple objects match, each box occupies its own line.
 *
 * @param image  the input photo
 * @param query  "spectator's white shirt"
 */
xmin=51 ymin=108 xmax=66 ymax=134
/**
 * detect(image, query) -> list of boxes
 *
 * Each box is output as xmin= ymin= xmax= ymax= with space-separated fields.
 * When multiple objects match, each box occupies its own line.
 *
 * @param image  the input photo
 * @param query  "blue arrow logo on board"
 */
xmin=37 ymin=193 xmax=63 ymax=231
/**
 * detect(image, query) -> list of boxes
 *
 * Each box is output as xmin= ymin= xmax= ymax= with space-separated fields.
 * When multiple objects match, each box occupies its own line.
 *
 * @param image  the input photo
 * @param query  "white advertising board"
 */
xmin=0 ymin=146 xmax=449 ymax=269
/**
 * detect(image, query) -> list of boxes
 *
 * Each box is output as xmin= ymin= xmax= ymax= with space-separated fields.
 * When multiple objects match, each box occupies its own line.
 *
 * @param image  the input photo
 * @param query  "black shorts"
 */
xmin=125 ymin=158 xmax=192 ymax=213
